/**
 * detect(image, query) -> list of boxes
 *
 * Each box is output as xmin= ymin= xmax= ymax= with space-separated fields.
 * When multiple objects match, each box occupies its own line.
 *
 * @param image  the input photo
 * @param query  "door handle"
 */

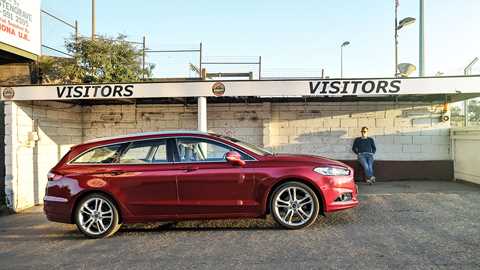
xmin=185 ymin=166 xmax=199 ymax=172
xmin=109 ymin=170 xmax=125 ymax=176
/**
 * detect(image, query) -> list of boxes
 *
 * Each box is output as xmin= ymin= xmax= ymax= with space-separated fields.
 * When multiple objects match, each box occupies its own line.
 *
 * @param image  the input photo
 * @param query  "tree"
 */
xmin=450 ymin=105 xmax=462 ymax=117
xmin=39 ymin=35 xmax=154 ymax=84
xmin=468 ymin=99 xmax=480 ymax=123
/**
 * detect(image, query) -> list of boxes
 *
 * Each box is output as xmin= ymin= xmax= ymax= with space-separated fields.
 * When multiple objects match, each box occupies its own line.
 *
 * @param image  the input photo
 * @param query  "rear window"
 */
xmin=71 ymin=144 xmax=124 ymax=164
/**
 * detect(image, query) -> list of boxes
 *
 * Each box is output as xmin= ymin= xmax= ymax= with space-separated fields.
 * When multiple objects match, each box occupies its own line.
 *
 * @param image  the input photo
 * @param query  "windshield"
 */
xmin=212 ymin=134 xmax=272 ymax=156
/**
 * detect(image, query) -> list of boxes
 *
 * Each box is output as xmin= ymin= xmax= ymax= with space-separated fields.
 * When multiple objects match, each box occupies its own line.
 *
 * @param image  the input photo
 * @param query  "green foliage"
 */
xmin=467 ymin=99 xmax=480 ymax=123
xmin=40 ymin=35 xmax=154 ymax=84
xmin=450 ymin=99 xmax=480 ymax=126
xmin=450 ymin=105 xmax=461 ymax=116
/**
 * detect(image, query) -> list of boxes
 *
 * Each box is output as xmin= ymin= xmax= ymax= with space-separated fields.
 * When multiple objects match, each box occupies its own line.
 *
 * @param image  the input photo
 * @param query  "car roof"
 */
xmin=80 ymin=130 xmax=212 ymax=145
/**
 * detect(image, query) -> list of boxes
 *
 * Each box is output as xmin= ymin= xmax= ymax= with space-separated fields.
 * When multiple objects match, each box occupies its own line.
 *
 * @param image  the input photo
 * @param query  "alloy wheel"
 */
xmin=78 ymin=197 xmax=113 ymax=235
xmin=75 ymin=194 xmax=121 ymax=238
xmin=271 ymin=182 xmax=319 ymax=229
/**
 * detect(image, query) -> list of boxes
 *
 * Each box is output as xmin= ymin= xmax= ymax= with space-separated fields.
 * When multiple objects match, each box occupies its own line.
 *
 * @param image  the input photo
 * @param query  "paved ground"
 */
xmin=1 ymin=180 xmax=479 ymax=270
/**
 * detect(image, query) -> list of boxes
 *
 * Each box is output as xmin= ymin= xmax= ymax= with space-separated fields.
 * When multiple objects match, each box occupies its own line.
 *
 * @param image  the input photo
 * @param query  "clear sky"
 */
xmin=41 ymin=0 xmax=480 ymax=79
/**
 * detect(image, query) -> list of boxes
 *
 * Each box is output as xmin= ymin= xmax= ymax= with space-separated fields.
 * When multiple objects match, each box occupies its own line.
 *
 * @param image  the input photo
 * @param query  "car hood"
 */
xmin=262 ymin=154 xmax=350 ymax=168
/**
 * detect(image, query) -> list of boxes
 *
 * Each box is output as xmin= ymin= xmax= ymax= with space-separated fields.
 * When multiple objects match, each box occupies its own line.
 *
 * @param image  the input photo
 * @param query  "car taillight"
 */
xmin=47 ymin=172 xmax=63 ymax=181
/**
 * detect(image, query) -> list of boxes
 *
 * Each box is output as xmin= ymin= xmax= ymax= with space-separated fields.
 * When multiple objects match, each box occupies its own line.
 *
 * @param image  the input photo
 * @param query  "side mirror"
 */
xmin=225 ymin=151 xmax=246 ymax=166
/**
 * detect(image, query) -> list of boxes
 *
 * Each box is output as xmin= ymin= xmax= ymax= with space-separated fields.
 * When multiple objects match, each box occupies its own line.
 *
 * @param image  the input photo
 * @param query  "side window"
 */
xmin=71 ymin=144 xmax=124 ymax=164
xmin=119 ymin=140 xmax=167 ymax=164
xmin=176 ymin=137 xmax=252 ymax=162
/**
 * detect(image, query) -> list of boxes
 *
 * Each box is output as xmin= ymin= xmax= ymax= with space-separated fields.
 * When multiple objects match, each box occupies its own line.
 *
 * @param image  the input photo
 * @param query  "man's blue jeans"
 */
xmin=358 ymin=152 xmax=374 ymax=178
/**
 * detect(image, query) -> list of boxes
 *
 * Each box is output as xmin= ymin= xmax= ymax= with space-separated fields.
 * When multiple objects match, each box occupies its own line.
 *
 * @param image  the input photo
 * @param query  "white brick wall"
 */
xmin=82 ymin=103 xmax=267 ymax=146
xmin=268 ymin=101 xmax=450 ymax=161
xmin=4 ymin=101 xmax=82 ymax=211
xmin=4 ymin=100 xmax=451 ymax=211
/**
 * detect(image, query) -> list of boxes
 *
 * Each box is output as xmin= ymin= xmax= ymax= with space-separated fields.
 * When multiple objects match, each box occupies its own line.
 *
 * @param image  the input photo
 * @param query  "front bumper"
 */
xmin=321 ymin=176 xmax=359 ymax=212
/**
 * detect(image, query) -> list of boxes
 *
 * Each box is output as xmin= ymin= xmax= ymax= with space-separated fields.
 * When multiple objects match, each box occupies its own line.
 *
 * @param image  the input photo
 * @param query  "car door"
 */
xmin=174 ymin=137 xmax=258 ymax=217
xmin=102 ymin=138 xmax=180 ymax=219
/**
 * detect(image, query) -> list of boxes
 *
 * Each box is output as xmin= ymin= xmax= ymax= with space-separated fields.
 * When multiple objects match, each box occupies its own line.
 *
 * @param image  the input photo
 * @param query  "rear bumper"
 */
xmin=43 ymin=196 xmax=72 ymax=224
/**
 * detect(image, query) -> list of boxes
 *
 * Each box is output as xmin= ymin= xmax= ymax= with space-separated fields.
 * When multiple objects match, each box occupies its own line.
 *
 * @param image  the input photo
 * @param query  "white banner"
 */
xmin=1 ymin=76 xmax=480 ymax=101
xmin=0 ymin=0 xmax=41 ymax=56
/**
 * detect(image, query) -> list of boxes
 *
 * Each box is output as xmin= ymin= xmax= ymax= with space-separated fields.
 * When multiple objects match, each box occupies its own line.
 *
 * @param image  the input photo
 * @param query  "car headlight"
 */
xmin=314 ymin=166 xmax=350 ymax=176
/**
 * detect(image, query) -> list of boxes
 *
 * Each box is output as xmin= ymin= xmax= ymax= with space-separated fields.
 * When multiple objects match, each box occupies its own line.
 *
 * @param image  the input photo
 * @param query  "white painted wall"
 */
xmin=82 ymin=103 xmax=267 ymax=146
xmin=268 ymin=102 xmax=451 ymax=160
xmin=4 ymin=100 xmax=452 ymax=211
xmin=4 ymin=101 xmax=82 ymax=210
xmin=452 ymin=127 xmax=480 ymax=185
xmin=82 ymin=101 xmax=450 ymax=161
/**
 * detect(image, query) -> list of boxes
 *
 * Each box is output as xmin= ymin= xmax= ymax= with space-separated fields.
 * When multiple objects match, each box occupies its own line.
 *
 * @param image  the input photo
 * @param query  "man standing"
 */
xmin=352 ymin=127 xmax=376 ymax=185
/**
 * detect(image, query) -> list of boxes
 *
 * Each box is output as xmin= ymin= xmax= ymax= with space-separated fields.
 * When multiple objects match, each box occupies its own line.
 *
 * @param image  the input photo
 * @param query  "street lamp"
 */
xmin=395 ymin=1 xmax=416 ymax=76
xmin=397 ymin=17 xmax=416 ymax=30
xmin=340 ymin=41 xmax=350 ymax=78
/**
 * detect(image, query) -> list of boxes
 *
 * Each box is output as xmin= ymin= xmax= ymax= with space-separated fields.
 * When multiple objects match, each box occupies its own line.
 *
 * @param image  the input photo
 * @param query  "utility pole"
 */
xmin=74 ymin=20 xmax=79 ymax=44
xmin=199 ymin=42 xmax=203 ymax=79
xmin=258 ymin=56 xmax=262 ymax=80
xmin=92 ymin=0 xmax=96 ymax=40
xmin=142 ymin=36 xmax=146 ymax=80
xmin=419 ymin=0 xmax=425 ymax=76
xmin=341 ymin=46 xmax=343 ymax=78
xmin=340 ymin=41 xmax=350 ymax=78
xmin=395 ymin=0 xmax=398 ymax=76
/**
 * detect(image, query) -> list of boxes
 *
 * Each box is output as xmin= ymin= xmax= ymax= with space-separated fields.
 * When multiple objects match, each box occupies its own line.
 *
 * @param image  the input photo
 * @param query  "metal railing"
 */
xmin=201 ymin=56 xmax=262 ymax=80
xmin=144 ymin=42 xmax=202 ymax=79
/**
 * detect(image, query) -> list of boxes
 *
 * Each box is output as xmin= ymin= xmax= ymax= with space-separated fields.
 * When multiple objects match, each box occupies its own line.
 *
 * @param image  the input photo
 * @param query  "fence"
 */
xmin=39 ymin=11 xmax=263 ymax=80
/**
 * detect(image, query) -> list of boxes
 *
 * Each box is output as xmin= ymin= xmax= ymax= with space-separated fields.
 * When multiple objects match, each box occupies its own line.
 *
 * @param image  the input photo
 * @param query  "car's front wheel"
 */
xmin=75 ymin=193 xmax=121 ymax=238
xmin=271 ymin=182 xmax=320 ymax=229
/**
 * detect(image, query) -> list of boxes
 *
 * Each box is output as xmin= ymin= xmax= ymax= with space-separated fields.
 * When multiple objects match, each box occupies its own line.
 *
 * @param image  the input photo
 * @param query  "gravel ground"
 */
xmin=0 ymin=180 xmax=479 ymax=270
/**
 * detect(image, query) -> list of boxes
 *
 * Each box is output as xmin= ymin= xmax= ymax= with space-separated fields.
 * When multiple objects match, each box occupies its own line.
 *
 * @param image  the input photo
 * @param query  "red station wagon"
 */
xmin=44 ymin=131 xmax=358 ymax=238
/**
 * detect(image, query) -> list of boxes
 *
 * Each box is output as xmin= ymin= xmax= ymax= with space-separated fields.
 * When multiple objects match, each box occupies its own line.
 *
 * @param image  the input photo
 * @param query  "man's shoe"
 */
xmin=366 ymin=179 xmax=373 ymax=185
xmin=371 ymin=176 xmax=376 ymax=183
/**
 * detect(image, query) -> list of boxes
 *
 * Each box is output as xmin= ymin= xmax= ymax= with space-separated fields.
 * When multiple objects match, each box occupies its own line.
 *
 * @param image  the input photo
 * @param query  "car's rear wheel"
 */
xmin=271 ymin=182 xmax=320 ymax=229
xmin=75 ymin=194 xmax=121 ymax=238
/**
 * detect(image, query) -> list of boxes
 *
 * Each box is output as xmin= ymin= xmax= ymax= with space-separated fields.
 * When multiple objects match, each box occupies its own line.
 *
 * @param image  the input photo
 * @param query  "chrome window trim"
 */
xmin=67 ymin=135 xmax=258 ymax=166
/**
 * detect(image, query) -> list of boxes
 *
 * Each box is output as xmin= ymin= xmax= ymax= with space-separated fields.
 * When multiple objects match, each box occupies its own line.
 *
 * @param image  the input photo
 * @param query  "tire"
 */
xmin=270 ymin=182 xmax=320 ymax=229
xmin=74 ymin=193 xmax=121 ymax=238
